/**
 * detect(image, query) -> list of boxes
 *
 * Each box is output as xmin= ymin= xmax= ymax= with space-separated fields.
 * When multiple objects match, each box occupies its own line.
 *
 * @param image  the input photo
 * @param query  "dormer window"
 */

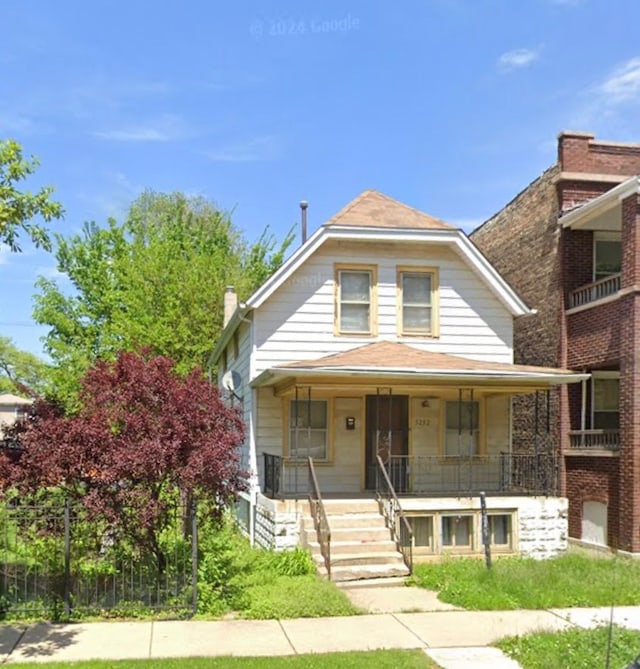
xmin=335 ymin=264 xmax=377 ymax=335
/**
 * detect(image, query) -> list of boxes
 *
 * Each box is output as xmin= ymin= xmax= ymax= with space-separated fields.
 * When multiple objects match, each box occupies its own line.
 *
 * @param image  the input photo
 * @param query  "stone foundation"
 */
xmin=253 ymin=495 xmax=304 ymax=550
xmin=248 ymin=494 xmax=568 ymax=559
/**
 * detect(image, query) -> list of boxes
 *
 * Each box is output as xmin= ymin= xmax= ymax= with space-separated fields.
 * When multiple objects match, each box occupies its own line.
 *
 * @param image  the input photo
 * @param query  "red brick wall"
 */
xmin=472 ymin=133 xmax=640 ymax=554
xmin=617 ymin=194 xmax=640 ymax=552
xmin=562 ymin=229 xmax=593 ymax=299
xmin=559 ymin=132 xmax=640 ymax=177
xmin=559 ymin=181 xmax=612 ymax=212
xmin=565 ymin=456 xmax=619 ymax=546
xmin=566 ymin=301 xmax=621 ymax=369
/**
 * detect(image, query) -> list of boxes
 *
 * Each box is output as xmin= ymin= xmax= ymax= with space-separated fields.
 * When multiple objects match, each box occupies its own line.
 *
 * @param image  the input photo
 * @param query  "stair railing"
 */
xmin=308 ymin=456 xmax=331 ymax=580
xmin=376 ymin=455 xmax=413 ymax=574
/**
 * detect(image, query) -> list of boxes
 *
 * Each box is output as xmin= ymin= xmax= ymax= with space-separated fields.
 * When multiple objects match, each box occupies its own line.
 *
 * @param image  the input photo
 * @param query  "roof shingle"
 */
xmin=324 ymin=190 xmax=454 ymax=231
xmin=277 ymin=341 xmax=577 ymax=376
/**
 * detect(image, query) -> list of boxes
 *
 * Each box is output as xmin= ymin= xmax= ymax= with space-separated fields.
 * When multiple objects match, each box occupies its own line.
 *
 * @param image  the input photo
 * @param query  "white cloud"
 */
xmin=203 ymin=135 xmax=281 ymax=162
xmin=497 ymin=48 xmax=539 ymax=72
xmin=567 ymin=57 xmax=640 ymax=132
xmin=597 ymin=57 xmax=640 ymax=104
xmin=92 ymin=113 xmax=191 ymax=142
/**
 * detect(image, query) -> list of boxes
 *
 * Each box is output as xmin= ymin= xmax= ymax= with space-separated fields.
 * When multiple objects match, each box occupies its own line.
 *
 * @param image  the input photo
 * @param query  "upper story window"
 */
xmin=397 ymin=267 xmax=439 ymax=337
xmin=594 ymin=232 xmax=621 ymax=281
xmin=592 ymin=371 xmax=619 ymax=430
xmin=335 ymin=264 xmax=377 ymax=335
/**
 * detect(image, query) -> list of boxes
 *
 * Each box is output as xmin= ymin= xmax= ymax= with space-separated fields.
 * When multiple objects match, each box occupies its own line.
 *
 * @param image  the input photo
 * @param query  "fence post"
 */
xmin=480 ymin=491 xmax=492 ymax=570
xmin=191 ymin=499 xmax=198 ymax=614
xmin=63 ymin=499 xmax=71 ymax=618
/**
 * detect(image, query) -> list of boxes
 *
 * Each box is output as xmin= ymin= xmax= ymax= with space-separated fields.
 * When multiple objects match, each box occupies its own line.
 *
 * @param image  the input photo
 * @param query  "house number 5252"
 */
xmin=414 ymin=418 xmax=431 ymax=427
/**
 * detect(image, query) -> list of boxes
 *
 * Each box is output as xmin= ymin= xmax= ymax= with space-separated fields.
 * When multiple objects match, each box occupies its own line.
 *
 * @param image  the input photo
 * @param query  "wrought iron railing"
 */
xmin=263 ymin=453 xmax=307 ymax=498
xmin=386 ymin=453 xmax=559 ymax=496
xmin=569 ymin=273 xmax=621 ymax=308
xmin=375 ymin=455 xmax=413 ymax=574
xmin=308 ymin=457 xmax=331 ymax=580
xmin=568 ymin=429 xmax=620 ymax=451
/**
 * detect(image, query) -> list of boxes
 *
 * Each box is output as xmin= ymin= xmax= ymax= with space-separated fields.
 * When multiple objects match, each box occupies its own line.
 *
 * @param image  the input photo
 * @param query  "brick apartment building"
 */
xmin=471 ymin=131 xmax=640 ymax=555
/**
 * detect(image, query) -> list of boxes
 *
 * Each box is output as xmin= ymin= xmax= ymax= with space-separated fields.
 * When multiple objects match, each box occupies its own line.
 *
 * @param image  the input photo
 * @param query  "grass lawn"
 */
xmin=6 ymin=650 xmax=440 ymax=669
xmin=409 ymin=552 xmax=640 ymax=610
xmin=497 ymin=625 xmax=640 ymax=669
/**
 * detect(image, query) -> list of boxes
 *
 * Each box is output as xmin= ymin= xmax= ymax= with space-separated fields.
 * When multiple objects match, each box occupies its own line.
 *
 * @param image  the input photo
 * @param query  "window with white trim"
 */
xmin=444 ymin=400 xmax=480 ymax=456
xmin=289 ymin=400 xmax=328 ymax=461
xmin=398 ymin=269 xmax=436 ymax=335
xmin=336 ymin=266 xmax=374 ymax=334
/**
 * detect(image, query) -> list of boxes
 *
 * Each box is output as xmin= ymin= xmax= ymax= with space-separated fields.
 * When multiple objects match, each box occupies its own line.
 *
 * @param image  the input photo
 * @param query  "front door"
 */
xmin=365 ymin=394 xmax=409 ymax=490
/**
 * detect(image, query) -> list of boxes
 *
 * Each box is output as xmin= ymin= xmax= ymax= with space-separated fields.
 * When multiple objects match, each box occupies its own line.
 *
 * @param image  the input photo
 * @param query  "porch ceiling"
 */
xmin=251 ymin=341 xmax=588 ymax=393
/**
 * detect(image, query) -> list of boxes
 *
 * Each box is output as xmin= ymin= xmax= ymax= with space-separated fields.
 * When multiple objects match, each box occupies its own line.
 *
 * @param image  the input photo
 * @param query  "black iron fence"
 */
xmin=0 ymin=499 xmax=197 ymax=620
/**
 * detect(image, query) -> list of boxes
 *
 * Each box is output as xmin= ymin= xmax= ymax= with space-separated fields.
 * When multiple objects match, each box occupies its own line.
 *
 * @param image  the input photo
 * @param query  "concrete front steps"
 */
xmin=301 ymin=498 xmax=410 ymax=582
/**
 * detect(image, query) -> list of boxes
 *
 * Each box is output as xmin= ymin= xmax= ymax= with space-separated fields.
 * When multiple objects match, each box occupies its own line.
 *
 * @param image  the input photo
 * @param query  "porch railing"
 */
xmin=569 ymin=273 xmax=621 ymax=308
xmin=263 ymin=453 xmax=307 ymax=498
xmin=308 ymin=457 xmax=331 ymax=580
xmin=264 ymin=452 xmax=559 ymax=498
xmin=386 ymin=453 xmax=559 ymax=496
xmin=568 ymin=429 xmax=620 ymax=452
xmin=375 ymin=455 xmax=413 ymax=573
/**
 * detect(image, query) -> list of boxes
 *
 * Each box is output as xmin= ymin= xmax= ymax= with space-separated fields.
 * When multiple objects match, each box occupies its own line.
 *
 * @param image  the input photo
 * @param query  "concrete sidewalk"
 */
xmin=0 ymin=605 xmax=639 ymax=666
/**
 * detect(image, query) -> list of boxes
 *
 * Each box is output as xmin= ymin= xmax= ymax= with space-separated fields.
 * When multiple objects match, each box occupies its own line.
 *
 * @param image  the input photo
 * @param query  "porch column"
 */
xmin=618 ymin=192 xmax=640 ymax=553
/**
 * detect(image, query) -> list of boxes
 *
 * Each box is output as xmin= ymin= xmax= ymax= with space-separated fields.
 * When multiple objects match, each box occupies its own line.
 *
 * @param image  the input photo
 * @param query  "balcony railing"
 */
xmin=569 ymin=273 xmax=621 ymax=309
xmin=568 ymin=429 xmax=620 ymax=452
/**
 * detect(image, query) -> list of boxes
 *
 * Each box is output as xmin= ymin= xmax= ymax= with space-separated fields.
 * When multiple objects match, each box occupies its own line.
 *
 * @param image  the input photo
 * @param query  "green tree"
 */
xmin=0 ymin=139 xmax=64 ymax=252
xmin=34 ymin=191 xmax=294 ymax=407
xmin=0 ymin=336 xmax=50 ymax=396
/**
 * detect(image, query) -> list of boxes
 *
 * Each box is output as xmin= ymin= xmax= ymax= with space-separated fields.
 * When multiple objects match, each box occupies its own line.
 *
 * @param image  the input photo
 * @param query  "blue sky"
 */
xmin=2 ymin=0 xmax=640 ymax=357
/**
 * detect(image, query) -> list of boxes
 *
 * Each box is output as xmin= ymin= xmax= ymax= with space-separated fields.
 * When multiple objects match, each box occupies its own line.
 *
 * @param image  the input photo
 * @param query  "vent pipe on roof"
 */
xmin=300 ymin=200 xmax=308 ymax=244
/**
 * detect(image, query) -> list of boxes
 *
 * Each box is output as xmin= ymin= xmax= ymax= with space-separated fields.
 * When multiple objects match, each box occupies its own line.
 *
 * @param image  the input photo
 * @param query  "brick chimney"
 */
xmin=223 ymin=286 xmax=238 ymax=327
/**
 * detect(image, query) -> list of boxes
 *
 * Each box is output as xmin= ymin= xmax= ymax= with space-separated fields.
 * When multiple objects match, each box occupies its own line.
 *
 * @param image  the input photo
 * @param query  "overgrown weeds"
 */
xmin=409 ymin=553 xmax=640 ymax=609
xmin=197 ymin=520 xmax=359 ymax=619
xmin=498 ymin=625 xmax=640 ymax=669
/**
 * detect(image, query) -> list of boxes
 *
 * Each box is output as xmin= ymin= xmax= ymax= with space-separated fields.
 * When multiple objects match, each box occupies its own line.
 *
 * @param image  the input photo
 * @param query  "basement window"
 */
xmin=407 ymin=515 xmax=434 ymax=554
xmin=488 ymin=514 xmax=512 ymax=549
xmin=441 ymin=515 xmax=473 ymax=550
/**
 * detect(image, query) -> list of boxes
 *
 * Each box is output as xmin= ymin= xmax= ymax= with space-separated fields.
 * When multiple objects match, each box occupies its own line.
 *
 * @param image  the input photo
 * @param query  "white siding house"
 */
xmin=212 ymin=190 xmax=586 ymax=572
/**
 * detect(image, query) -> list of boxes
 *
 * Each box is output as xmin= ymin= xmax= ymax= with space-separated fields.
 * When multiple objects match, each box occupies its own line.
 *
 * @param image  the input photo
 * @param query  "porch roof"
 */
xmin=251 ymin=341 xmax=589 ymax=389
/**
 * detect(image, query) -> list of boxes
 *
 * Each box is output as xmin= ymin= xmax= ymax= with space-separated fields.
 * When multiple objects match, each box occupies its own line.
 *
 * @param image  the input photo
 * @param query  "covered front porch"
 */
xmin=253 ymin=342 xmax=587 ymax=501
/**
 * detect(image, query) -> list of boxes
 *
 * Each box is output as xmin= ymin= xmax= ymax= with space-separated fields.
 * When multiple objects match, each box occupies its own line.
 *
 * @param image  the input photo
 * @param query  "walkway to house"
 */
xmin=2 ymin=588 xmax=640 ymax=668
